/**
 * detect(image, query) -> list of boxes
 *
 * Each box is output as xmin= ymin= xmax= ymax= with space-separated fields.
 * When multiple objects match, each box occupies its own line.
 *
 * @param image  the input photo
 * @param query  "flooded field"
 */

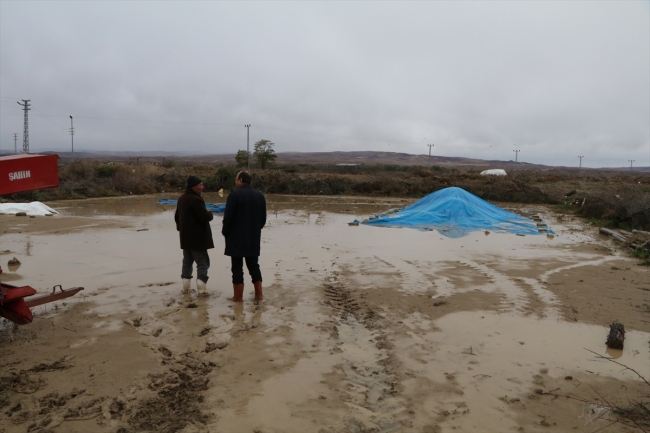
xmin=1 ymin=194 xmax=648 ymax=433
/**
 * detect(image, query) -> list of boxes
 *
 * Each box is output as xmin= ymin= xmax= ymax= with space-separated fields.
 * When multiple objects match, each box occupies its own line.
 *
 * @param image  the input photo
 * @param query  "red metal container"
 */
xmin=0 ymin=154 xmax=60 ymax=195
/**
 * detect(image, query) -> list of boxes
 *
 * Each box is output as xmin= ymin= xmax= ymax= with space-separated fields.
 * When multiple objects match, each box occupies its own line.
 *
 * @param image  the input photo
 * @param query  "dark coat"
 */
xmin=175 ymin=188 xmax=214 ymax=250
xmin=222 ymin=184 xmax=266 ymax=257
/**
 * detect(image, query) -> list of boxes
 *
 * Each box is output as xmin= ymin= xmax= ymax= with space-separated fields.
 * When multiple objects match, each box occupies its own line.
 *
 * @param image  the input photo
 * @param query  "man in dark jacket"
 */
xmin=175 ymin=175 xmax=214 ymax=296
xmin=222 ymin=170 xmax=266 ymax=302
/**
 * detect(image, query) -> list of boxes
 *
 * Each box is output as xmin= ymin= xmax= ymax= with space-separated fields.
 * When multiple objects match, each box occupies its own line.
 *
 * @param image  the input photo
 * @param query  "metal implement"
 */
xmin=25 ymin=285 xmax=84 ymax=308
xmin=0 ymin=282 xmax=84 ymax=325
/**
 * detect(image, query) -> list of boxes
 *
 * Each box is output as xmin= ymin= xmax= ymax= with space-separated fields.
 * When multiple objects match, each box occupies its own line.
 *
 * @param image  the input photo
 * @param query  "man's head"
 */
xmin=235 ymin=171 xmax=251 ymax=188
xmin=187 ymin=175 xmax=204 ymax=194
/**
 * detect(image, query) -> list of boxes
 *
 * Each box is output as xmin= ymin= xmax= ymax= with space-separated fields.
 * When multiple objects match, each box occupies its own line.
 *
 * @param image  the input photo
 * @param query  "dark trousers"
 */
xmin=181 ymin=249 xmax=210 ymax=283
xmin=231 ymin=256 xmax=262 ymax=284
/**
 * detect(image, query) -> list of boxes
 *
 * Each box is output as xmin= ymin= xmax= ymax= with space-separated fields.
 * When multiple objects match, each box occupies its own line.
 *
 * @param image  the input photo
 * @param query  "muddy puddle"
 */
xmin=1 ymin=194 xmax=648 ymax=433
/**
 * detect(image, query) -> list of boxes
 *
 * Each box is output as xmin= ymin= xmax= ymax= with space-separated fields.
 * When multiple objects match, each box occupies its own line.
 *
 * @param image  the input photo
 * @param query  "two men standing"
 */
xmin=175 ymin=171 xmax=266 ymax=302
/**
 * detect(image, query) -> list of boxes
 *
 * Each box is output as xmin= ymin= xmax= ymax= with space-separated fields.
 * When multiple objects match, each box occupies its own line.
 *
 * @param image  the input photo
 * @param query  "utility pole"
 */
xmin=17 ymin=100 xmax=30 ymax=153
xmin=578 ymin=156 xmax=584 ymax=168
xmin=69 ymin=116 xmax=74 ymax=152
xmin=629 ymin=160 xmax=635 ymax=171
xmin=13 ymin=133 xmax=18 ymax=153
xmin=244 ymin=124 xmax=251 ymax=168
xmin=427 ymin=144 xmax=434 ymax=170
xmin=513 ymin=149 xmax=520 ymax=163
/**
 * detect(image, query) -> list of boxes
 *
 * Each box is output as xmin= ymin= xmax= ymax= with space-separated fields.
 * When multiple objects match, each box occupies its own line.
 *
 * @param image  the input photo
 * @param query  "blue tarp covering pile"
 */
xmin=158 ymin=198 xmax=226 ymax=213
xmin=362 ymin=187 xmax=548 ymax=237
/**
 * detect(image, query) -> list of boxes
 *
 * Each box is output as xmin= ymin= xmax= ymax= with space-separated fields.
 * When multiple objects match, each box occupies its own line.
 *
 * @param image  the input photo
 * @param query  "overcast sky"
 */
xmin=1 ymin=1 xmax=648 ymax=168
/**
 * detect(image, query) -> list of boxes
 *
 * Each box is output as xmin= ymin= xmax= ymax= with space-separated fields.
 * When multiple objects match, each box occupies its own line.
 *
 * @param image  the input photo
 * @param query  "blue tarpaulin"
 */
xmin=362 ymin=187 xmax=549 ymax=237
xmin=158 ymin=198 xmax=226 ymax=213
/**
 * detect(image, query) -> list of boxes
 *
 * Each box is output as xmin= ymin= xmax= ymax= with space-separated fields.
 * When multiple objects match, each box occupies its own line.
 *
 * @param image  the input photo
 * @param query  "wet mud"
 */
xmin=0 ymin=194 xmax=648 ymax=433
xmin=128 ymin=353 xmax=215 ymax=433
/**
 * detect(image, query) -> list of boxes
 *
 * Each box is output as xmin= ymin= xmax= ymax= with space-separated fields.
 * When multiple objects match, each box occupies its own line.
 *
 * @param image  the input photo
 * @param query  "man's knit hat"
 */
xmin=187 ymin=175 xmax=202 ymax=188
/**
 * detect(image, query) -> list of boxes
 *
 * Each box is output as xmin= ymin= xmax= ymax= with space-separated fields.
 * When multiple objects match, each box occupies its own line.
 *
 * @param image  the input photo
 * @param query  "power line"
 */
xmin=0 ymin=108 xmax=642 ymax=161
xmin=58 ymin=114 xmax=241 ymax=127
xmin=1 ymin=104 xmax=647 ymax=166
xmin=2 ymin=95 xmax=649 ymax=162
xmin=31 ymin=105 xmax=69 ymax=129
xmin=2 ymin=103 xmax=69 ymax=130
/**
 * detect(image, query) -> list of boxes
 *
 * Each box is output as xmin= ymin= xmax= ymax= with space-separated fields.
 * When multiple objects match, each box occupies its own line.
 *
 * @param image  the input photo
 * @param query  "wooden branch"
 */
xmin=599 ymin=227 xmax=628 ymax=243
xmin=585 ymin=348 xmax=650 ymax=387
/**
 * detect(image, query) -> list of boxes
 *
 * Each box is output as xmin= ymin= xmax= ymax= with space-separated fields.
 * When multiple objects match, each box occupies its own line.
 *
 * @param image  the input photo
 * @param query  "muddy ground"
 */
xmin=0 ymin=194 xmax=648 ymax=433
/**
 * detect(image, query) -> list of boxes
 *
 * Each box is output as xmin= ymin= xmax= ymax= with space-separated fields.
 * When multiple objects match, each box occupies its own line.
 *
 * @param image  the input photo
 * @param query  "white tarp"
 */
xmin=0 ymin=202 xmax=59 ymax=216
xmin=480 ymin=169 xmax=507 ymax=176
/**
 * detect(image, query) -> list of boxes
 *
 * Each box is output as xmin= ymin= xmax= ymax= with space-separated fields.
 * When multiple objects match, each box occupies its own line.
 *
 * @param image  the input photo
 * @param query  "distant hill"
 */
xmin=275 ymin=151 xmax=543 ymax=169
xmin=48 ymin=150 xmax=547 ymax=170
xmin=2 ymin=150 xmax=648 ymax=172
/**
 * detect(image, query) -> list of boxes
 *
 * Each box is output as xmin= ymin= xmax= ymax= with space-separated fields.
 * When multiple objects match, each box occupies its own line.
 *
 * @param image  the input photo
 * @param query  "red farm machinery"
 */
xmin=0 ymin=153 xmax=84 ymax=325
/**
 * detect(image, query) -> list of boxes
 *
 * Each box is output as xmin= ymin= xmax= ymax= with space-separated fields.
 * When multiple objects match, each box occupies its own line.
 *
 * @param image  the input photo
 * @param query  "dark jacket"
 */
xmin=222 ymin=184 xmax=266 ymax=257
xmin=175 ymin=188 xmax=214 ymax=250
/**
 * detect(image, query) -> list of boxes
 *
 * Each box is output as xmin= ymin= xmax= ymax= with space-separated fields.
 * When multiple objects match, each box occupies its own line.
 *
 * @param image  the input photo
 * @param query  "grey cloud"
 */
xmin=1 ymin=1 xmax=647 ymax=168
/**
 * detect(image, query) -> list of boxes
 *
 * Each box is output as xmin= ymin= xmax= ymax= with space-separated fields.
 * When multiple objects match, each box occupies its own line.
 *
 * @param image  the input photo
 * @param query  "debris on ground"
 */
xmin=606 ymin=322 xmax=625 ymax=350
xmin=599 ymin=228 xmax=650 ymax=255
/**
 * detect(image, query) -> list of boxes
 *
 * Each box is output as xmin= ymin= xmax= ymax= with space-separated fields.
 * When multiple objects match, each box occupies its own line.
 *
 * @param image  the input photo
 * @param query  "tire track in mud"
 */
xmin=322 ymin=267 xmax=407 ymax=432
xmin=0 ymin=358 xmax=109 ymax=433
xmin=1 ymin=296 xmax=250 ymax=433
xmin=120 ymin=297 xmax=240 ymax=433
xmin=127 ymin=351 xmax=216 ymax=433
xmin=125 ymin=298 xmax=271 ymax=433
xmin=436 ymin=260 xmax=562 ymax=318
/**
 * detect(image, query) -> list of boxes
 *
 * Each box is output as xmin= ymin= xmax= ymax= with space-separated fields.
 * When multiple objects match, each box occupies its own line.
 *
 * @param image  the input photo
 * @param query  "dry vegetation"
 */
xmin=3 ymin=158 xmax=650 ymax=230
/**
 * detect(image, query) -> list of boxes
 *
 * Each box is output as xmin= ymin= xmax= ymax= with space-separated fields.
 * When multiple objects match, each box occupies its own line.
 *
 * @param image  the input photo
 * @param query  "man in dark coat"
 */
xmin=222 ymin=170 xmax=266 ymax=302
xmin=175 ymin=175 xmax=214 ymax=296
